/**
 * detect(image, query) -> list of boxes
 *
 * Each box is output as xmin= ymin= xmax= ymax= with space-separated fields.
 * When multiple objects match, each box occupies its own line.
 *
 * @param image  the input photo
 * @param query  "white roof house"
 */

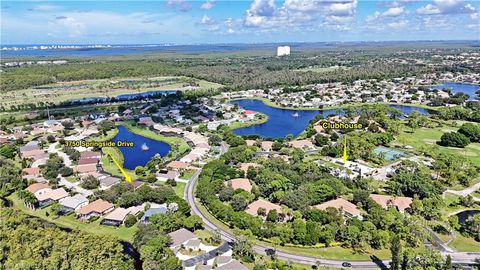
xmin=59 ymin=194 xmax=89 ymax=210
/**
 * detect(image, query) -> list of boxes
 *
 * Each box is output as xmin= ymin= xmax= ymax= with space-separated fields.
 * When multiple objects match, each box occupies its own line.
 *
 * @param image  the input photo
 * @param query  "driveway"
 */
xmin=182 ymin=242 xmax=230 ymax=267
xmin=445 ymin=181 xmax=480 ymax=197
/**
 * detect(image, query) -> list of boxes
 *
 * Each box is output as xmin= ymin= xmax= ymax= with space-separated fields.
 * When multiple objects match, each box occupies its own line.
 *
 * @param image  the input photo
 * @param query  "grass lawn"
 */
xmin=100 ymin=146 xmax=136 ymax=181
xmin=395 ymin=126 xmax=480 ymax=164
xmin=195 ymin=229 xmax=213 ymax=241
xmin=442 ymin=193 xmax=480 ymax=218
xmin=272 ymin=245 xmax=391 ymax=261
xmin=65 ymin=175 xmax=79 ymax=183
xmin=450 ymin=177 xmax=480 ymax=191
xmin=180 ymin=171 xmax=195 ymax=180
xmin=178 ymin=248 xmax=205 ymax=256
xmin=154 ymin=180 xmax=186 ymax=198
xmin=8 ymin=193 xmax=138 ymax=242
xmin=121 ymin=122 xmax=190 ymax=155
xmin=442 ymin=194 xmax=465 ymax=215
xmin=3 ymin=76 xmax=223 ymax=109
xmin=230 ymin=113 xmax=269 ymax=129
xmin=449 ymin=233 xmax=480 ymax=252
xmin=172 ymin=182 xmax=186 ymax=198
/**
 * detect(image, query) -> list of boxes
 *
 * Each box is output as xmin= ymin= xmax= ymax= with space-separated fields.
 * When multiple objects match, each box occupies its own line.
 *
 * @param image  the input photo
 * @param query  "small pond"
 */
xmin=455 ymin=210 xmax=480 ymax=224
xmin=112 ymin=125 xmax=171 ymax=170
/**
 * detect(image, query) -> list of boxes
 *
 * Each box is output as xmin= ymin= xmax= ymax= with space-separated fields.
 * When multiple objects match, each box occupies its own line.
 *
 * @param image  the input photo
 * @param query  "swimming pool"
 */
xmin=373 ymin=146 xmax=407 ymax=161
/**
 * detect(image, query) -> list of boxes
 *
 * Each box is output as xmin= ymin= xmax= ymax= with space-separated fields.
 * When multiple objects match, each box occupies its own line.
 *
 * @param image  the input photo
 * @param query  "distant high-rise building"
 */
xmin=277 ymin=46 xmax=290 ymax=56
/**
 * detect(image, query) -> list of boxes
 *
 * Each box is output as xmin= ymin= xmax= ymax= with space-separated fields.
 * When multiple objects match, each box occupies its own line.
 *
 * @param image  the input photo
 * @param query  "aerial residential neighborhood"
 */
xmin=1 ymin=0 xmax=480 ymax=270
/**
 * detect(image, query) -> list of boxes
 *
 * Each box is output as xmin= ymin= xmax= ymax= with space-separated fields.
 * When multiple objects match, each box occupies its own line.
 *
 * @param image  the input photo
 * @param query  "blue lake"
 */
xmin=431 ymin=82 xmax=480 ymax=101
xmin=231 ymin=99 xmax=429 ymax=138
xmin=65 ymin=90 xmax=177 ymax=105
xmin=112 ymin=126 xmax=171 ymax=170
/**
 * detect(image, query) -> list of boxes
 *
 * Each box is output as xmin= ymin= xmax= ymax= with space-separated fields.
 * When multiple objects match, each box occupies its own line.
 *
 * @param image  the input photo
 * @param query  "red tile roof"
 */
xmin=23 ymin=167 xmax=41 ymax=175
xmin=77 ymin=199 xmax=114 ymax=215
xmin=26 ymin=183 xmax=50 ymax=193
xmin=314 ymin=198 xmax=361 ymax=217
xmin=369 ymin=194 xmax=412 ymax=213
xmin=245 ymin=199 xmax=282 ymax=216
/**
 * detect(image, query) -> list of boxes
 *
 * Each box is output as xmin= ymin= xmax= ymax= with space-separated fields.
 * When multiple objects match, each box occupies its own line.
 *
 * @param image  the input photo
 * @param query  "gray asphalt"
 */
xmin=182 ymin=242 xmax=231 ymax=267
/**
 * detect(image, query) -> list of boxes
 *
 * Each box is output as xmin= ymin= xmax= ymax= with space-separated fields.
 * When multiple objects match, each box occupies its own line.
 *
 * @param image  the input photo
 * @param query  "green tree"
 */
xmin=390 ymin=235 xmax=402 ymax=270
xmin=124 ymin=214 xmax=138 ymax=227
xmin=439 ymin=132 xmax=470 ymax=148
xmin=272 ymin=141 xmax=283 ymax=151
xmin=445 ymin=254 xmax=452 ymax=270
xmin=0 ymin=144 xmax=17 ymax=159
xmin=458 ymin=123 xmax=480 ymax=143
xmin=135 ymin=166 xmax=145 ymax=176
xmin=80 ymin=175 xmax=100 ymax=189
xmin=314 ymin=134 xmax=329 ymax=147
xmin=267 ymin=209 xmax=279 ymax=223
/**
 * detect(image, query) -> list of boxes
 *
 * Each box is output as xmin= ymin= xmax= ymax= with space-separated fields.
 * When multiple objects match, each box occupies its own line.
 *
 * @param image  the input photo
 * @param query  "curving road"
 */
xmin=185 ymin=169 xmax=480 ymax=269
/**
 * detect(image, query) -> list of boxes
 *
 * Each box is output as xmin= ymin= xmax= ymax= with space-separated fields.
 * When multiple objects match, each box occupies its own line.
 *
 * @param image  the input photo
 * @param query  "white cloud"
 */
xmin=383 ymin=6 xmax=405 ymax=16
xmin=244 ymin=0 xmax=357 ymax=29
xmin=416 ymin=4 xmax=442 ymax=14
xmin=50 ymin=16 xmax=86 ymax=37
xmin=328 ymin=0 xmax=357 ymax=17
xmin=367 ymin=6 xmax=404 ymax=22
xmin=3 ymin=9 xmax=201 ymax=44
xmin=416 ymin=0 xmax=476 ymax=15
xmin=224 ymin=17 xmax=241 ymax=27
xmin=165 ymin=0 xmax=192 ymax=12
xmin=387 ymin=20 xmax=408 ymax=29
xmin=201 ymin=0 xmax=215 ymax=10
xmin=200 ymin=15 xmax=215 ymax=25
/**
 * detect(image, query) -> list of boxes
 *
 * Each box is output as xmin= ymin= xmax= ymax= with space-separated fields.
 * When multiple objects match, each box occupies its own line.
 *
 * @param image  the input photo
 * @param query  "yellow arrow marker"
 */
xmin=108 ymin=154 xmax=132 ymax=182
xmin=342 ymin=135 xmax=348 ymax=163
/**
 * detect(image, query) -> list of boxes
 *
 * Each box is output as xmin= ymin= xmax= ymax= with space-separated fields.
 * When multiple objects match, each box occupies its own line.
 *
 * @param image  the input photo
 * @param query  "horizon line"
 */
xmin=2 ymin=39 xmax=480 ymax=47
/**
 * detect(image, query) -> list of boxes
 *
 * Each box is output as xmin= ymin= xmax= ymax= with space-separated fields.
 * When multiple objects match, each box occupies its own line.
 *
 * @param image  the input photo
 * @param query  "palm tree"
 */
xmin=18 ymin=190 xmax=37 ymax=209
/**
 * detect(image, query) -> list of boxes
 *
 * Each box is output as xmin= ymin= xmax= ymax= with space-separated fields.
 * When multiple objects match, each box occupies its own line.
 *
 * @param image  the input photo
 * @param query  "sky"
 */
xmin=1 ymin=0 xmax=479 ymax=45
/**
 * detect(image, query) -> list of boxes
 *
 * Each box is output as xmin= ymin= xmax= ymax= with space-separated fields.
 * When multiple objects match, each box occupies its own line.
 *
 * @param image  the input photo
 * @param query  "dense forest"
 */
xmin=2 ymin=47 xmax=479 ymax=93
xmin=0 ymin=208 xmax=133 ymax=270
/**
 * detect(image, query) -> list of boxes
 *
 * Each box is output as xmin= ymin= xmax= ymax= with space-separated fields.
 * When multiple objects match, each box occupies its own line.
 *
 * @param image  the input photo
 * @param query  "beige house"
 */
xmin=314 ymin=198 xmax=362 ymax=219
xmin=226 ymin=178 xmax=252 ymax=193
xmin=369 ymin=194 xmax=413 ymax=213
xmin=245 ymin=198 xmax=282 ymax=217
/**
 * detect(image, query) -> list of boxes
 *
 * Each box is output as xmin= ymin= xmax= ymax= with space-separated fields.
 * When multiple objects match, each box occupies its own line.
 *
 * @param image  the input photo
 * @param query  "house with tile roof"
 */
xmin=26 ymin=183 xmax=51 ymax=197
xmin=167 ymin=228 xmax=198 ymax=249
xmin=76 ymin=199 xmax=114 ymax=220
xmin=102 ymin=208 xmax=131 ymax=226
xmin=36 ymin=188 xmax=69 ymax=206
xmin=226 ymin=178 xmax=253 ymax=193
xmin=369 ymin=194 xmax=413 ymax=213
xmin=314 ymin=198 xmax=362 ymax=220
xmin=245 ymin=198 xmax=283 ymax=217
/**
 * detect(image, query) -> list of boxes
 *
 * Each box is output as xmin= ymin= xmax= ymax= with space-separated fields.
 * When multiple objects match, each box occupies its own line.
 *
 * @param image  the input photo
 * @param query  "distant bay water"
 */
xmin=1 ymin=43 xmax=335 ymax=57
